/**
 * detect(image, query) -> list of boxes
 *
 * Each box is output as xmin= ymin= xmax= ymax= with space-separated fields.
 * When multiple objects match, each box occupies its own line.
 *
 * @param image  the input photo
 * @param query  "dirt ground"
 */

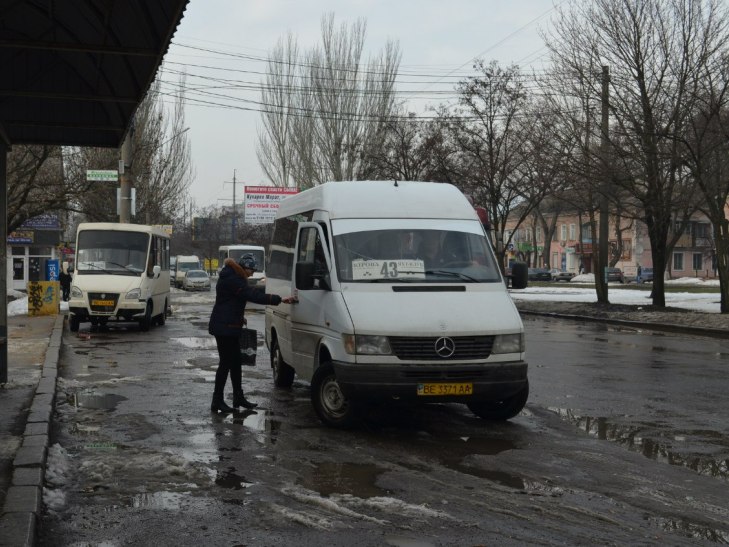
xmin=514 ymin=299 xmax=729 ymax=334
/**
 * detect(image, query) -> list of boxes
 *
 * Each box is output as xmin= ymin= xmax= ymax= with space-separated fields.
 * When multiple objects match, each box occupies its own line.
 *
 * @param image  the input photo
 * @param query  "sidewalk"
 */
xmin=0 ymin=313 xmax=64 ymax=546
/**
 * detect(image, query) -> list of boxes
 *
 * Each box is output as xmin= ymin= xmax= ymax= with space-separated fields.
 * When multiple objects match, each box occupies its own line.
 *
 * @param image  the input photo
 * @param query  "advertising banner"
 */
xmin=244 ymin=186 xmax=298 ymax=224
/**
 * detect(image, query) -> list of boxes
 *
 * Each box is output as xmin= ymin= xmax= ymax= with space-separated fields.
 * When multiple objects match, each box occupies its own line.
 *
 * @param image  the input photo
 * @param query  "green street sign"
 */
xmin=86 ymin=169 xmax=118 ymax=182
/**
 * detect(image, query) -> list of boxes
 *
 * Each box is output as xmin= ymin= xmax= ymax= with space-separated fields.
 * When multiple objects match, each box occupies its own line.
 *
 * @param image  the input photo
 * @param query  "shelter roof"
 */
xmin=0 ymin=0 xmax=188 ymax=147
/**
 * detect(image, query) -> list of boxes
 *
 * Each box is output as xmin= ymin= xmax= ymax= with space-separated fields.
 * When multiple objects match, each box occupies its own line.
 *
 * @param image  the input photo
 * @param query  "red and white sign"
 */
xmin=244 ymin=186 xmax=298 ymax=224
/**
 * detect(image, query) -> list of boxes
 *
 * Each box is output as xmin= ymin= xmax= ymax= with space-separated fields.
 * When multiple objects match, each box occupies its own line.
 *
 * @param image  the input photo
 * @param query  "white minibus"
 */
xmin=173 ymin=254 xmax=201 ymax=288
xmin=68 ymin=222 xmax=170 ymax=332
xmin=265 ymin=180 xmax=528 ymax=428
xmin=218 ymin=245 xmax=266 ymax=287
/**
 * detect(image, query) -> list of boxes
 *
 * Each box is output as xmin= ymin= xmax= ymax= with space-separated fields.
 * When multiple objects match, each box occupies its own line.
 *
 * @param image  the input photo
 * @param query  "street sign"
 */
xmin=244 ymin=186 xmax=299 ymax=224
xmin=86 ymin=169 xmax=118 ymax=182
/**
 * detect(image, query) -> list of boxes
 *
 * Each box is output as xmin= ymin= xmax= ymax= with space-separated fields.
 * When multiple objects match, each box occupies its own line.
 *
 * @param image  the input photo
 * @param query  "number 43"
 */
xmin=380 ymin=261 xmax=398 ymax=277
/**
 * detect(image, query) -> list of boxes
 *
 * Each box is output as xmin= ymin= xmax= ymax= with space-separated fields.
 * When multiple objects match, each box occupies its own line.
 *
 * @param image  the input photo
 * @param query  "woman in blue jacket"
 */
xmin=208 ymin=253 xmax=294 ymax=413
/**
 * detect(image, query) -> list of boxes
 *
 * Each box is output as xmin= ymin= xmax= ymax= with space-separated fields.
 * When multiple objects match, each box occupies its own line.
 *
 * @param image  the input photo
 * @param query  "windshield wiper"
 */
xmin=105 ymin=261 xmax=143 ymax=274
xmin=78 ymin=262 xmax=114 ymax=275
xmin=425 ymin=269 xmax=479 ymax=282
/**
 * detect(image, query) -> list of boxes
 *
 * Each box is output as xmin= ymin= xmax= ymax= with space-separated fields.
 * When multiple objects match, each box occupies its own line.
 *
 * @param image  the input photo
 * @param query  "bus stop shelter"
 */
xmin=0 ymin=0 xmax=189 ymax=382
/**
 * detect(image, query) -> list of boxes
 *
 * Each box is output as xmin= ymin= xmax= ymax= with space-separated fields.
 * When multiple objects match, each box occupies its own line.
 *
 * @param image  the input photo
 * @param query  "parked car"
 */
xmin=636 ymin=267 xmax=654 ymax=283
xmin=182 ymin=269 xmax=211 ymax=291
xmin=605 ymin=267 xmax=624 ymax=283
xmin=528 ymin=268 xmax=552 ymax=281
xmin=552 ymin=269 xmax=576 ymax=282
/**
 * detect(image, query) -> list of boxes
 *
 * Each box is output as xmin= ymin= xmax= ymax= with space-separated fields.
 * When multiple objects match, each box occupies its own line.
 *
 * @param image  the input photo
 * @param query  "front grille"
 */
xmin=87 ymin=292 xmax=120 ymax=313
xmin=389 ymin=336 xmax=494 ymax=360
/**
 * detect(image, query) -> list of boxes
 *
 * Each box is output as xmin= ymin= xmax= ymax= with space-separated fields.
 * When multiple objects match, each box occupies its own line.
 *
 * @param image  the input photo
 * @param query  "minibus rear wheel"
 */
xmin=271 ymin=339 xmax=294 ymax=388
xmin=156 ymin=299 xmax=168 ymax=326
xmin=467 ymin=380 xmax=529 ymax=421
xmin=311 ymin=362 xmax=359 ymax=428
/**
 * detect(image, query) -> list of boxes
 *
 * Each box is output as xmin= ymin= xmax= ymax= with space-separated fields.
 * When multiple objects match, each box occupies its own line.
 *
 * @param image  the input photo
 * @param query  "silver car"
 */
xmin=182 ymin=269 xmax=211 ymax=291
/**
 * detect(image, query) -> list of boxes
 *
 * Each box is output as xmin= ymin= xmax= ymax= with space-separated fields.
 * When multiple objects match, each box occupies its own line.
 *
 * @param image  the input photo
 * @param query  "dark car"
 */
xmin=605 ymin=267 xmax=624 ymax=283
xmin=551 ymin=269 xmax=576 ymax=282
xmin=528 ymin=268 xmax=552 ymax=281
xmin=636 ymin=267 xmax=654 ymax=283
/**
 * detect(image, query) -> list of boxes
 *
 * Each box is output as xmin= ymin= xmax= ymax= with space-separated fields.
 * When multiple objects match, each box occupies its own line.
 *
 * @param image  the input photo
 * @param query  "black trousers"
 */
xmin=213 ymin=335 xmax=242 ymax=399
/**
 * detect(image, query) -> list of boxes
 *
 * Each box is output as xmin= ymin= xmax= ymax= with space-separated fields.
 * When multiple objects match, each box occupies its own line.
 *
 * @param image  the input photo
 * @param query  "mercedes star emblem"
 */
xmin=434 ymin=336 xmax=456 ymax=358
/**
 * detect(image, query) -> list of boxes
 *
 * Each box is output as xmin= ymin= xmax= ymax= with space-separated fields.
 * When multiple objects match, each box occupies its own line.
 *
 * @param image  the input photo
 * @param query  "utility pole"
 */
xmin=597 ymin=65 xmax=610 ymax=303
xmin=119 ymin=132 xmax=133 ymax=223
xmin=223 ymin=169 xmax=238 ymax=241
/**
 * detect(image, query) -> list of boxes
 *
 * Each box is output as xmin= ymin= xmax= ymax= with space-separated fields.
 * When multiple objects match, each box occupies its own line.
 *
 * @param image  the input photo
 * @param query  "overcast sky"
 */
xmin=164 ymin=0 xmax=559 ymax=209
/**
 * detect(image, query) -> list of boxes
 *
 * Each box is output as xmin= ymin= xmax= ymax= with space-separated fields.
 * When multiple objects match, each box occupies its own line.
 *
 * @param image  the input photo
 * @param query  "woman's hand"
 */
xmin=281 ymin=296 xmax=297 ymax=304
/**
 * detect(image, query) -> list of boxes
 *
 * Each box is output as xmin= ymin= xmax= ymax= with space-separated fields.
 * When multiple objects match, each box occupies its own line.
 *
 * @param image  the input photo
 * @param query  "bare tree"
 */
xmin=257 ymin=33 xmax=299 ymax=187
xmin=442 ymin=60 xmax=537 ymax=271
xmin=133 ymin=76 xmax=194 ymax=224
xmin=544 ymin=0 xmax=729 ymax=307
xmin=360 ymin=110 xmax=449 ymax=181
xmin=258 ymin=14 xmax=401 ymax=188
xmin=6 ymin=146 xmax=66 ymax=232
xmin=682 ymin=61 xmax=729 ymax=312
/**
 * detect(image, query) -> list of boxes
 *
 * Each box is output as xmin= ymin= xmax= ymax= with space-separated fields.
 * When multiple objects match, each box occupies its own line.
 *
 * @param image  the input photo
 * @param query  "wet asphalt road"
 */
xmin=38 ymin=285 xmax=729 ymax=546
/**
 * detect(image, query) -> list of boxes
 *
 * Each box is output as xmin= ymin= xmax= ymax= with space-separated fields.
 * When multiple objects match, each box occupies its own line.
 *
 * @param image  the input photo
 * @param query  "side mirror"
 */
xmin=152 ymin=265 xmax=161 ymax=279
xmin=295 ymin=262 xmax=315 ymax=290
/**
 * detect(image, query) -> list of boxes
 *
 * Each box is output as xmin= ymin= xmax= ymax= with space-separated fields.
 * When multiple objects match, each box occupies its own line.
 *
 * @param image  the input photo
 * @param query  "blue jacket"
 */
xmin=208 ymin=259 xmax=282 ymax=337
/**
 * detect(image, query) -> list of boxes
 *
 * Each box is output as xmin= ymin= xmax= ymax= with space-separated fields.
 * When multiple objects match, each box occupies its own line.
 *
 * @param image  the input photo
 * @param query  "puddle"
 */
xmin=171 ymin=337 xmax=218 ymax=350
xmin=215 ymin=467 xmax=254 ymax=490
xmin=552 ymin=408 xmax=729 ymax=482
xmin=68 ymin=392 xmax=127 ymax=411
xmin=436 ymin=437 xmax=525 ymax=489
xmin=296 ymin=461 xmax=387 ymax=498
xmin=129 ymin=491 xmax=188 ymax=510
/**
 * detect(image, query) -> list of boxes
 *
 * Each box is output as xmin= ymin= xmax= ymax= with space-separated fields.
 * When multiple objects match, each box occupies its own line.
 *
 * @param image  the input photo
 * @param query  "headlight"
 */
xmin=492 ymin=333 xmax=524 ymax=354
xmin=342 ymin=334 xmax=392 ymax=355
xmin=125 ymin=288 xmax=141 ymax=300
xmin=70 ymin=286 xmax=82 ymax=298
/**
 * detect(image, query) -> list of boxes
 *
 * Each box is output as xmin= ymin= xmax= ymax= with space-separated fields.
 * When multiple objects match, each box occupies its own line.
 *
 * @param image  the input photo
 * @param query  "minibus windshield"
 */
xmin=76 ymin=230 xmax=148 ymax=275
xmin=226 ymin=249 xmax=265 ymax=269
xmin=333 ymin=227 xmax=501 ymax=283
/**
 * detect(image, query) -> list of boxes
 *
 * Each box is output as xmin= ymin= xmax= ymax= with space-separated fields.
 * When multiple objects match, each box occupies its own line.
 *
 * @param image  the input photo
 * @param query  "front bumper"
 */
xmin=331 ymin=360 xmax=528 ymax=403
xmin=68 ymin=297 xmax=147 ymax=322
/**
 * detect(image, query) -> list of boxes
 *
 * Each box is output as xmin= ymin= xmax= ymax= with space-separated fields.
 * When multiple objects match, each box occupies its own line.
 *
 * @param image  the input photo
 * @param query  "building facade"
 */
xmin=504 ymin=211 xmax=718 ymax=280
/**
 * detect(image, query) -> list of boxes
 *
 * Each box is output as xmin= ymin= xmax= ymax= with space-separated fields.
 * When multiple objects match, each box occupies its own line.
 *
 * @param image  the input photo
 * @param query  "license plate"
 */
xmin=417 ymin=382 xmax=473 ymax=396
xmin=91 ymin=299 xmax=115 ymax=306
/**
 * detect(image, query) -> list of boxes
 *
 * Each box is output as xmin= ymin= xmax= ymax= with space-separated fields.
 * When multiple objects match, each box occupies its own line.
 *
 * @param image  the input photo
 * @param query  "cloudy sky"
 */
xmin=163 ymin=0 xmax=560 ymax=208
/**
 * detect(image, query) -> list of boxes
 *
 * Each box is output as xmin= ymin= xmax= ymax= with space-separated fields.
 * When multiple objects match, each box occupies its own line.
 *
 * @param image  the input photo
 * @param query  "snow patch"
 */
xmin=268 ymin=503 xmax=336 ymax=530
xmin=281 ymin=486 xmax=388 ymax=524
xmin=43 ymin=487 xmax=67 ymax=513
xmin=45 ymin=443 xmax=73 ymax=486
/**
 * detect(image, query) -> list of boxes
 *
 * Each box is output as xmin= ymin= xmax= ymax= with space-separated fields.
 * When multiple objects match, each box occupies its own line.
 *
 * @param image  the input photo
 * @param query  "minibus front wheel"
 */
xmin=69 ymin=315 xmax=80 ymax=332
xmin=139 ymin=302 xmax=152 ymax=332
xmin=311 ymin=362 xmax=359 ymax=428
xmin=467 ymin=380 xmax=529 ymax=421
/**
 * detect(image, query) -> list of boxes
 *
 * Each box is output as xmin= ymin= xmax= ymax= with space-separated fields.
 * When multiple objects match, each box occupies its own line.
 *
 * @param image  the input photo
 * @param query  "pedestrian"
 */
xmin=59 ymin=261 xmax=72 ymax=302
xmin=208 ymin=253 xmax=295 ymax=413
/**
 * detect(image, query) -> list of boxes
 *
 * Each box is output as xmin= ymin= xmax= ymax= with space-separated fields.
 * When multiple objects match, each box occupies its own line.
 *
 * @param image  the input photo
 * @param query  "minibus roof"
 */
xmin=77 ymin=222 xmax=169 ymax=239
xmin=276 ymin=181 xmax=478 ymax=221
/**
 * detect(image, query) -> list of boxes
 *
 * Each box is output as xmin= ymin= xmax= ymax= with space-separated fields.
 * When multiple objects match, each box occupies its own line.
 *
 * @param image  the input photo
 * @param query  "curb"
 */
xmin=518 ymin=309 xmax=729 ymax=339
xmin=0 ymin=314 xmax=64 ymax=547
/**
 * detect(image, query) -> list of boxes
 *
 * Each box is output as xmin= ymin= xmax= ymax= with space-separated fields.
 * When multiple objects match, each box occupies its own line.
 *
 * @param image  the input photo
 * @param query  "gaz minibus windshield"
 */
xmin=76 ymin=230 xmax=148 ymax=275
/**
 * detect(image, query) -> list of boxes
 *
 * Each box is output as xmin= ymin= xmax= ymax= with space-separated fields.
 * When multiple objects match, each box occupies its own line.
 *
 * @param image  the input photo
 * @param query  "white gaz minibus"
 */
xmin=265 ymin=180 xmax=528 ymax=428
xmin=218 ymin=244 xmax=266 ymax=287
xmin=68 ymin=223 xmax=170 ymax=332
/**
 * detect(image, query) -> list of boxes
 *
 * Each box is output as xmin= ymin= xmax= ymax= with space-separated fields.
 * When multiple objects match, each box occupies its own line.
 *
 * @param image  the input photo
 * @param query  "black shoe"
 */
xmin=211 ymin=398 xmax=234 ymax=413
xmin=232 ymin=394 xmax=258 ymax=410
